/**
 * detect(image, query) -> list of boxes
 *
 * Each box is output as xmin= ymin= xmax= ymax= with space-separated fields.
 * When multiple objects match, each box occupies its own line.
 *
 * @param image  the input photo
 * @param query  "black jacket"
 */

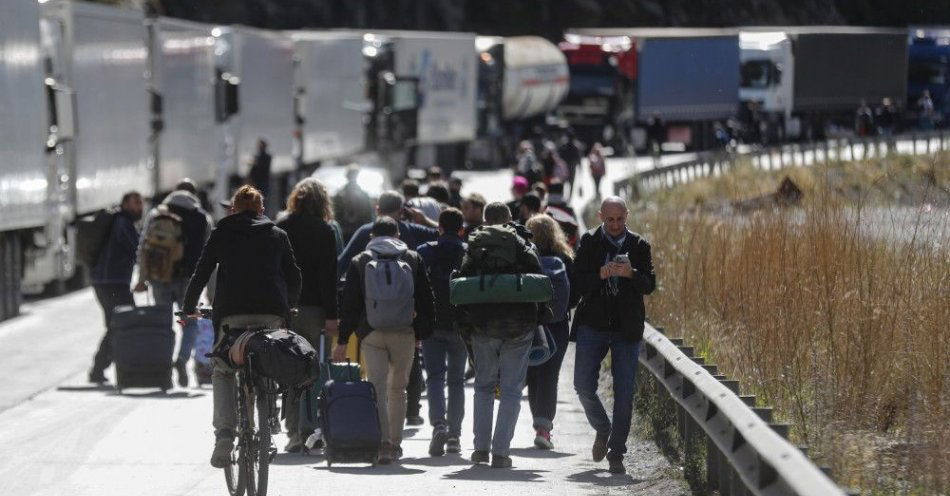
xmin=277 ymin=213 xmax=338 ymax=318
xmin=339 ymin=237 xmax=435 ymax=344
xmin=183 ymin=212 xmax=301 ymax=333
xmin=571 ymin=226 xmax=656 ymax=341
xmin=91 ymin=210 xmax=139 ymax=285
xmin=417 ymin=235 xmax=467 ymax=331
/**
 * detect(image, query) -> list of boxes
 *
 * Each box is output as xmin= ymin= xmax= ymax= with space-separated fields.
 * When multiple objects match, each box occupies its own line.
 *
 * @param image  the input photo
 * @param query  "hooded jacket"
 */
xmin=183 ymin=211 xmax=301 ymax=333
xmin=339 ymin=236 xmax=434 ymax=344
xmin=571 ymin=225 xmax=656 ymax=341
xmin=91 ymin=209 xmax=139 ymax=285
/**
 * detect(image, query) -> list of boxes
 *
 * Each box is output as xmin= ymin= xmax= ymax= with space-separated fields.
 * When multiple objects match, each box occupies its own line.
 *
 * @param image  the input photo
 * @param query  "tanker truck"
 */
xmin=471 ymin=36 xmax=569 ymax=168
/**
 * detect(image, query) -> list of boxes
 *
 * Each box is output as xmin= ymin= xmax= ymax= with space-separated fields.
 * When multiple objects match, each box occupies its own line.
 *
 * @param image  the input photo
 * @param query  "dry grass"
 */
xmin=633 ymin=154 xmax=949 ymax=494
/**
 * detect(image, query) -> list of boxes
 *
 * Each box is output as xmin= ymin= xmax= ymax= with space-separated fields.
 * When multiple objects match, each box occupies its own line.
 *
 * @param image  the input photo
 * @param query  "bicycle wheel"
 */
xmin=245 ymin=391 xmax=273 ymax=496
xmin=225 ymin=440 xmax=245 ymax=496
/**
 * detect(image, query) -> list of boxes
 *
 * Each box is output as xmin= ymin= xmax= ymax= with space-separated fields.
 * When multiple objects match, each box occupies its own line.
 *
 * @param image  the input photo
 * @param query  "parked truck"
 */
xmin=471 ymin=36 xmax=569 ymax=168
xmin=291 ymin=31 xmax=369 ymax=167
xmin=908 ymin=27 xmax=950 ymax=126
xmin=363 ymin=30 xmax=478 ymax=176
xmin=740 ymin=27 xmax=909 ymax=142
xmin=560 ymin=28 xmax=740 ymax=152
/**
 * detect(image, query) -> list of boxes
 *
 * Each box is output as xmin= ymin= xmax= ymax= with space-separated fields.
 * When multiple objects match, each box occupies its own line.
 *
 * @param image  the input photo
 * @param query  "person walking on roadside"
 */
xmin=333 ymin=217 xmax=434 ymax=465
xmin=181 ymin=186 xmax=302 ymax=468
xmin=248 ymin=139 xmax=272 ymax=213
xmin=417 ymin=208 xmax=468 ymax=456
xmin=457 ymin=202 xmax=544 ymax=469
xmin=524 ymin=214 xmax=575 ymax=450
xmin=88 ymin=191 xmax=144 ymax=384
xmin=134 ymin=179 xmax=212 ymax=388
xmin=337 ymin=191 xmax=438 ymax=276
xmin=588 ymin=143 xmax=607 ymax=198
xmin=461 ymin=193 xmax=486 ymax=240
xmin=333 ymin=165 xmax=375 ymax=244
xmin=572 ymin=196 xmax=655 ymax=475
xmin=276 ymin=178 xmax=339 ymax=453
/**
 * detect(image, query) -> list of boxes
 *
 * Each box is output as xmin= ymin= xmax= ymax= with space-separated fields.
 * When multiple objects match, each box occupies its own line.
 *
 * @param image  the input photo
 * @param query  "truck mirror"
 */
xmin=215 ymin=70 xmax=240 ymax=122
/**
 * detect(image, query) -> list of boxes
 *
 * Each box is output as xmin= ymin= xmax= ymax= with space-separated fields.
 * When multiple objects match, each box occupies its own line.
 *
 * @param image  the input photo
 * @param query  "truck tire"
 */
xmin=0 ymin=233 xmax=22 ymax=321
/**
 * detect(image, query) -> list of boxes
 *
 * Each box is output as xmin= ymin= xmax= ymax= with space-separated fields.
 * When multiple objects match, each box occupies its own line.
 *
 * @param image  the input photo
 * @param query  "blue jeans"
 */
xmin=573 ymin=325 xmax=641 ymax=459
xmin=151 ymin=279 xmax=197 ymax=364
xmin=526 ymin=319 xmax=570 ymax=431
xmin=472 ymin=331 xmax=533 ymax=456
xmin=422 ymin=329 xmax=468 ymax=437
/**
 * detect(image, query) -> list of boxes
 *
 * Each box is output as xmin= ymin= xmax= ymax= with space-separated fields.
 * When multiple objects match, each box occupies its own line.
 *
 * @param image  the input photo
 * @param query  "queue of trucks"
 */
xmin=0 ymin=0 xmax=571 ymax=320
xmin=1 ymin=0 xmax=948 ymax=321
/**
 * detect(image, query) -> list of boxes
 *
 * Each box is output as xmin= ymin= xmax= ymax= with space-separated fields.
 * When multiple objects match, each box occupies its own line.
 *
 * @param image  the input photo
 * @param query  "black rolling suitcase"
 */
xmin=318 ymin=358 xmax=381 ymax=466
xmin=111 ymin=305 xmax=174 ymax=393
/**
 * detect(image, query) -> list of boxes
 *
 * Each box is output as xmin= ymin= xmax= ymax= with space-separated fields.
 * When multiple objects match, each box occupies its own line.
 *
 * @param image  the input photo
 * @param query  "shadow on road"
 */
xmin=314 ymin=464 xmax=425 ymax=476
xmin=508 ymin=448 xmax=574 ymax=459
xmin=399 ymin=455 xmax=471 ymax=467
xmin=443 ymin=465 xmax=546 ymax=482
xmin=110 ymin=390 xmax=205 ymax=399
xmin=56 ymin=385 xmax=113 ymax=393
xmin=566 ymin=468 xmax=638 ymax=487
xmin=272 ymin=453 xmax=324 ymax=466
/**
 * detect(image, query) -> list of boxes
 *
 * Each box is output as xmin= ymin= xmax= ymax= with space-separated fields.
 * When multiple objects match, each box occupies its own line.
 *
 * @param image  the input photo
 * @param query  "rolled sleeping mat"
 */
xmin=528 ymin=326 xmax=557 ymax=366
xmin=450 ymin=273 xmax=553 ymax=305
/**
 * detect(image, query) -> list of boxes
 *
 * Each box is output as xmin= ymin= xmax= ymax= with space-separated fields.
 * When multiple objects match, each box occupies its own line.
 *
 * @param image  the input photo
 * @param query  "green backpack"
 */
xmin=467 ymin=224 xmax=523 ymax=273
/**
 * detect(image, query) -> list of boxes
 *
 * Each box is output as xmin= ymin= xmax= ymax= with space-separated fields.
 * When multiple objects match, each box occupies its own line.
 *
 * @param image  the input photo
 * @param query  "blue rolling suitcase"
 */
xmin=318 ymin=352 xmax=381 ymax=466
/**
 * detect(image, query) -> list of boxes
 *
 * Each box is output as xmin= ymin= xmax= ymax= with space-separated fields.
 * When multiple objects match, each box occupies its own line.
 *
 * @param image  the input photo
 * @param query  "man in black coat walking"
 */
xmin=571 ymin=196 xmax=656 ymax=475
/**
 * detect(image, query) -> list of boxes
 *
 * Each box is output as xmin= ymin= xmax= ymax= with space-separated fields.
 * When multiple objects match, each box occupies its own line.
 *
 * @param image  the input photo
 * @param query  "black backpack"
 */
xmin=245 ymin=329 xmax=319 ymax=392
xmin=423 ymin=240 xmax=466 ymax=328
xmin=75 ymin=207 xmax=119 ymax=267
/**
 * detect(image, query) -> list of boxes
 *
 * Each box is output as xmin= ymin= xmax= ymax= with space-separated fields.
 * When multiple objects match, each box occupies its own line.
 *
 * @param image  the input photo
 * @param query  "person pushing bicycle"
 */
xmin=182 ymin=185 xmax=302 ymax=468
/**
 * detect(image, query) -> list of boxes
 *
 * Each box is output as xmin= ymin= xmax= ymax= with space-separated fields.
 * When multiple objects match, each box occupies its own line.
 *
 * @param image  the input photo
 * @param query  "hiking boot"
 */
xmin=392 ymin=444 xmax=404 ymax=462
xmin=471 ymin=450 xmax=489 ymax=464
xmin=378 ymin=441 xmax=393 ymax=465
xmin=88 ymin=370 xmax=108 ymax=385
xmin=210 ymin=438 xmax=234 ymax=468
xmin=174 ymin=359 xmax=189 ymax=388
xmin=592 ymin=432 xmax=609 ymax=462
xmin=284 ymin=435 xmax=303 ymax=453
xmin=491 ymin=455 xmax=512 ymax=468
xmin=607 ymin=456 xmax=626 ymax=474
xmin=429 ymin=425 xmax=448 ymax=456
xmin=534 ymin=428 xmax=554 ymax=450
xmin=446 ymin=437 xmax=461 ymax=454
xmin=405 ymin=415 xmax=424 ymax=426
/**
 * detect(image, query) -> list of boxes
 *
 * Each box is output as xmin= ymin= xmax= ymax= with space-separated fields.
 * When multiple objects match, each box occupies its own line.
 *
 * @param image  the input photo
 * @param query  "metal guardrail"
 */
xmin=638 ymin=324 xmax=849 ymax=496
xmin=616 ymin=130 xmax=950 ymax=199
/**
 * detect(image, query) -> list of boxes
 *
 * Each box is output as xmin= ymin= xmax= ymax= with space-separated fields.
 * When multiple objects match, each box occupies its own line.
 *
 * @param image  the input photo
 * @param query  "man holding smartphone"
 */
xmin=570 ymin=196 xmax=656 ymax=475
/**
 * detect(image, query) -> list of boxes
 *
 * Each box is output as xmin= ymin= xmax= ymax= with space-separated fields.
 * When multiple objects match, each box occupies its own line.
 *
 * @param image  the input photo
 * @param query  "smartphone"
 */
xmin=613 ymin=254 xmax=629 ymax=265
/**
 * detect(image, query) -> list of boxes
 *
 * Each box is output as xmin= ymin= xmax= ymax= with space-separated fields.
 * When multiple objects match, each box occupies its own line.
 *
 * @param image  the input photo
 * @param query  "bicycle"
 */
xmin=178 ymin=309 xmax=280 ymax=496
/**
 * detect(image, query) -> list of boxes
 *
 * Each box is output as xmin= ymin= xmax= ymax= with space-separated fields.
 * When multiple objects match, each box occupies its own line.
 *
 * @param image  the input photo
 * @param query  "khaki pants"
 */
xmin=361 ymin=328 xmax=415 ymax=446
xmin=212 ymin=314 xmax=284 ymax=439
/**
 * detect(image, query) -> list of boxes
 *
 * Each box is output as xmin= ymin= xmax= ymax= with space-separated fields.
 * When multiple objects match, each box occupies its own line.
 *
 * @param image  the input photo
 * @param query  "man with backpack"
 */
xmin=333 ymin=217 xmax=434 ymax=465
xmin=134 ymin=179 xmax=212 ymax=387
xmin=88 ymin=191 xmax=144 ymax=384
xmin=457 ymin=202 xmax=544 ymax=469
xmin=571 ymin=196 xmax=656 ymax=475
xmin=181 ymin=185 xmax=302 ymax=468
xmin=416 ymin=208 xmax=467 ymax=456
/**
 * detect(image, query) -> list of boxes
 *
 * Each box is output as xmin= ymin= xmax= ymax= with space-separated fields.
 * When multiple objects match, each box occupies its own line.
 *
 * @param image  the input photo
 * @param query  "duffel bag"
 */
xmin=242 ymin=329 xmax=319 ymax=391
xmin=449 ymin=273 xmax=553 ymax=305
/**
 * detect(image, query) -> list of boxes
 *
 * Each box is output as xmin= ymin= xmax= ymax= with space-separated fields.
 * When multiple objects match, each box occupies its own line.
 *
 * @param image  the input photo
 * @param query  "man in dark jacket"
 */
xmin=332 ymin=217 xmax=434 ymax=464
xmin=134 ymin=179 xmax=212 ymax=387
xmin=182 ymin=185 xmax=301 ymax=468
xmin=248 ymin=139 xmax=272 ymax=209
xmin=88 ymin=191 xmax=144 ymax=384
xmin=337 ymin=190 xmax=438 ymax=277
xmin=571 ymin=196 xmax=656 ymax=475
xmin=457 ymin=202 xmax=543 ymax=469
xmin=416 ymin=208 xmax=467 ymax=456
